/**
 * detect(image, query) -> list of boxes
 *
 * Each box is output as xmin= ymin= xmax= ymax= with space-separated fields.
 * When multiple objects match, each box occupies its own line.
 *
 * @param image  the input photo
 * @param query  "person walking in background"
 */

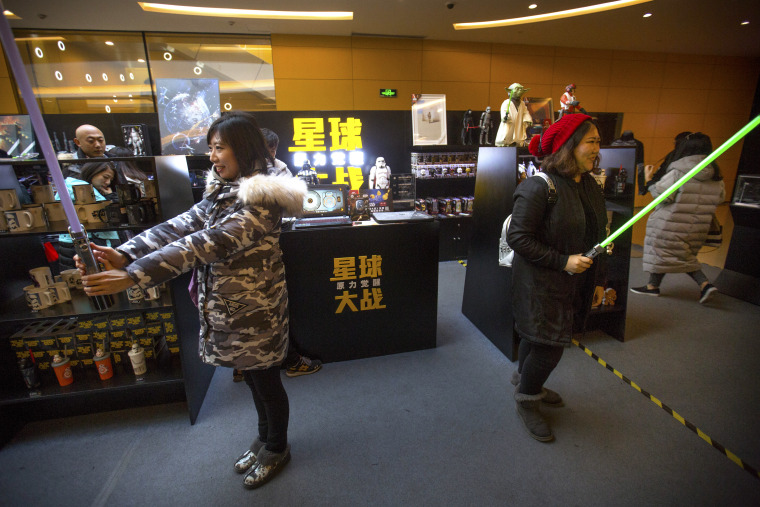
xmin=507 ymin=114 xmax=608 ymax=442
xmin=630 ymin=132 xmax=725 ymax=304
xmin=76 ymin=111 xmax=307 ymax=489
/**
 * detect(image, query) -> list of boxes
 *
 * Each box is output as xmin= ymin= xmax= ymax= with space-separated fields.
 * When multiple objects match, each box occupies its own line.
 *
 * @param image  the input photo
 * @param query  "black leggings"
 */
xmin=517 ymin=339 xmax=564 ymax=396
xmin=242 ymin=366 xmax=289 ymax=453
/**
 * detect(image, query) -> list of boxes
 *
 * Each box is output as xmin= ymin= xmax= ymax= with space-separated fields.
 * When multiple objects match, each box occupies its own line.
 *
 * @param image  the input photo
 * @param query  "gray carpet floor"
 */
xmin=1 ymin=258 xmax=759 ymax=506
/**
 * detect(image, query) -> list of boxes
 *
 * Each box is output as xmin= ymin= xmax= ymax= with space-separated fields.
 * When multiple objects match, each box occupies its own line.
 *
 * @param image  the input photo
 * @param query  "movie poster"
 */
xmin=155 ymin=79 xmax=220 ymax=155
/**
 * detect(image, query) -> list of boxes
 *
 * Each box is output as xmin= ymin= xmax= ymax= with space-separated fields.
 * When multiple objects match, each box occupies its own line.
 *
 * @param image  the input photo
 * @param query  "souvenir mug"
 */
xmin=43 ymin=201 xmax=66 ymax=223
xmin=4 ymin=209 xmax=34 ymax=232
xmin=0 ymin=188 xmax=20 ymax=210
xmin=72 ymin=183 xmax=96 ymax=204
xmin=21 ymin=204 xmax=47 ymax=229
xmin=29 ymin=266 xmax=54 ymax=287
xmin=30 ymin=184 xmax=55 ymax=204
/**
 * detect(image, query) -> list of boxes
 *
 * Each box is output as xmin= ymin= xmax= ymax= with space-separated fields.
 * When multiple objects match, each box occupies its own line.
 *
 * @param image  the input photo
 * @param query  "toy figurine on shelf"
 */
xmin=296 ymin=160 xmax=318 ymax=186
xmin=479 ymin=106 xmax=493 ymax=145
xmin=495 ymin=83 xmax=533 ymax=147
xmin=461 ymin=109 xmax=477 ymax=145
xmin=559 ymin=84 xmax=586 ymax=119
xmin=368 ymin=156 xmax=391 ymax=190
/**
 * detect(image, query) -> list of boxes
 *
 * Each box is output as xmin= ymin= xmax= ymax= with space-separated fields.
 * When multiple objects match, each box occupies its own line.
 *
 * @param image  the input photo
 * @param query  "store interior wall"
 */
xmin=2 ymin=32 xmax=759 ymax=254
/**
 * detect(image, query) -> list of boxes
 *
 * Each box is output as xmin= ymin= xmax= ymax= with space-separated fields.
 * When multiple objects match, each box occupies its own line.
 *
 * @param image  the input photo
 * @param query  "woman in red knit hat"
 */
xmin=507 ymin=114 xmax=608 ymax=442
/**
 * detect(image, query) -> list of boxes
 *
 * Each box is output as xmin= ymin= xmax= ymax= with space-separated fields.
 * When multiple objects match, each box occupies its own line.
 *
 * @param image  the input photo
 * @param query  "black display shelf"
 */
xmin=0 ymin=290 xmax=173 ymax=325
xmin=0 ymin=363 xmax=183 ymax=406
xmin=0 ymin=220 xmax=158 ymax=237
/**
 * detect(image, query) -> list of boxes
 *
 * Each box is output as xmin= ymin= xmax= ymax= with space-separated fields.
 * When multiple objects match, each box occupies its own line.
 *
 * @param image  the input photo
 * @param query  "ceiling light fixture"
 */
xmin=643 ymin=12 xmax=652 ymax=17
xmin=57 ymin=41 xmax=65 ymax=51
xmin=138 ymin=2 xmax=353 ymax=21
xmin=529 ymin=4 xmax=538 ymax=9
xmin=3 ymin=10 xmax=21 ymax=19
xmin=741 ymin=20 xmax=750 ymax=25
xmin=105 ymin=41 xmax=114 ymax=46
xmin=454 ymin=0 xmax=652 ymax=30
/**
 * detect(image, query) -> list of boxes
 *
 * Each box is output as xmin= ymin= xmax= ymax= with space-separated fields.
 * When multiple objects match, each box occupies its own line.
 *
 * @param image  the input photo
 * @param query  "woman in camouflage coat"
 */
xmin=80 ymin=111 xmax=306 ymax=489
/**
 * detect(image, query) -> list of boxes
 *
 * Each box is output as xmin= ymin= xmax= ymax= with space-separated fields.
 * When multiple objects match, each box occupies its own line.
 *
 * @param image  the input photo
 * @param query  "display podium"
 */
xmin=461 ymin=147 xmax=520 ymax=360
xmin=281 ymin=221 xmax=439 ymax=363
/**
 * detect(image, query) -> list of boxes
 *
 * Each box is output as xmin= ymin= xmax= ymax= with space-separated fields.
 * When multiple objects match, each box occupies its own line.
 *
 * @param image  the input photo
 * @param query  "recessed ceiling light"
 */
xmin=529 ymin=4 xmax=538 ymax=9
xmin=57 ymin=41 xmax=65 ymax=51
xmin=54 ymin=71 xmax=63 ymax=81
xmin=454 ymin=0 xmax=652 ymax=30
xmin=137 ymin=58 xmax=145 ymax=63
xmin=163 ymin=52 xmax=172 ymax=61
xmin=34 ymin=47 xmax=43 ymax=58
xmin=741 ymin=20 xmax=750 ymax=25
xmin=105 ymin=41 xmax=114 ymax=46
xmin=643 ymin=12 xmax=652 ymax=18
xmin=85 ymin=73 xmax=92 ymax=82
xmin=138 ymin=2 xmax=353 ymax=21
xmin=3 ymin=10 xmax=21 ymax=19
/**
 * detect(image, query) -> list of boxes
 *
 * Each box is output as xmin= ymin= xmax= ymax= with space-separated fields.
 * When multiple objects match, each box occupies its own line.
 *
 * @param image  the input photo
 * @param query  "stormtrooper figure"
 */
xmin=495 ymin=83 xmax=532 ymax=147
xmin=296 ymin=160 xmax=319 ymax=186
xmin=369 ymin=156 xmax=391 ymax=190
xmin=479 ymin=107 xmax=493 ymax=145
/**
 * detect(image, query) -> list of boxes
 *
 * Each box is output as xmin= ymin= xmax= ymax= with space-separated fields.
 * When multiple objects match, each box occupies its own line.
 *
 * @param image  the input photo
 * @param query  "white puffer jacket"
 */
xmin=642 ymin=155 xmax=725 ymax=274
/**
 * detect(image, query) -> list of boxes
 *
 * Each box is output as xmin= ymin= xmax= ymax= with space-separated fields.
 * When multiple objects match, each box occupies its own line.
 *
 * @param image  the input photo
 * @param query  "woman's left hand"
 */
xmin=82 ymin=269 xmax=136 ymax=296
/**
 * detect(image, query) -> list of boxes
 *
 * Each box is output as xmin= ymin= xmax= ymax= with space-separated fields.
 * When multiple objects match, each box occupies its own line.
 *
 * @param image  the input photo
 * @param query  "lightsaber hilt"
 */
xmin=70 ymin=226 xmax=114 ymax=311
xmin=583 ymin=244 xmax=605 ymax=259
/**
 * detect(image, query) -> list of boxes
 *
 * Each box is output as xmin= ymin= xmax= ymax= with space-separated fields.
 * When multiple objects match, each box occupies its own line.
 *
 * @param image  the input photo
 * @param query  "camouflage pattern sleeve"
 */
xmin=125 ymin=201 xmax=280 ymax=288
xmin=118 ymin=200 xmax=209 ymax=262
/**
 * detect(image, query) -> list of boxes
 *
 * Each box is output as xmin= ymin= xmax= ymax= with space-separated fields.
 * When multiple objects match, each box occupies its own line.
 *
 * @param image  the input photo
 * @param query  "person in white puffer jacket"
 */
xmin=631 ymin=132 xmax=725 ymax=304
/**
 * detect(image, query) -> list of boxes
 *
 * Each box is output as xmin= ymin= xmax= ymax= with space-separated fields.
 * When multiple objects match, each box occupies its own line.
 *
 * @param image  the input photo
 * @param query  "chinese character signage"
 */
xmin=249 ymin=110 xmax=410 ymax=189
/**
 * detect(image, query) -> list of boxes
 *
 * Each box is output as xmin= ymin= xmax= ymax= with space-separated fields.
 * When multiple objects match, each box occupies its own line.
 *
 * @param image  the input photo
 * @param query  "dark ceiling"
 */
xmin=4 ymin=0 xmax=760 ymax=58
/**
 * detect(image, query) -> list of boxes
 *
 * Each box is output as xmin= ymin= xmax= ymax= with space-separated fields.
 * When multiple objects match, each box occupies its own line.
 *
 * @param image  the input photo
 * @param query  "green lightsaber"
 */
xmin=584 ymin=115 xmax=760 ymax=259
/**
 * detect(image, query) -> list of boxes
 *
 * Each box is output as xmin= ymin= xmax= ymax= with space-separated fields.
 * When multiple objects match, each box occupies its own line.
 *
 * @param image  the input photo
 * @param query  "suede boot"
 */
xmin=510 ymin=371 xmax=564 ymax=407
xmin=515 ymin=392 xmax=554 ymax=442
xmin=243 ymin=444 xmax=291 ymax=489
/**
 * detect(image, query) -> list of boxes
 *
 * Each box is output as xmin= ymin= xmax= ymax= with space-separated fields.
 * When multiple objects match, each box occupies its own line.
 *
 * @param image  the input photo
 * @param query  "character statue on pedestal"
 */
xmin=368 ymin=156 xmax=391 ymax=190
xmin=559 ymin=84 xmax=586 ymax=119
xmin=495 ymin=83 xmax=533 ymax=147
xmin=479 ymin=107 xmax=493 ymax=145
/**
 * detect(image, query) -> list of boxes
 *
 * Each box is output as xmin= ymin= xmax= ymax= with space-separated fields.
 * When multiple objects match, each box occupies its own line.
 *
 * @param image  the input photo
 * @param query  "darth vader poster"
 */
xmin=155 ymin=78 xmax=221 ymax=155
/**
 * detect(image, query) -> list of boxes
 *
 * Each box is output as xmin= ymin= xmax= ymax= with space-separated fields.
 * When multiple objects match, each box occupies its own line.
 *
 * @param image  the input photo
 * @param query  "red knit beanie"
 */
xmin=528 ymin=113 xmax=592 ymax=157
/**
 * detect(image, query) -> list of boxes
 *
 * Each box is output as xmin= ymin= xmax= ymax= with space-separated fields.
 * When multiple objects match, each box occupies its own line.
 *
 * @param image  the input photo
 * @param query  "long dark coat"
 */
xmin=507 ymin=172 xmax=607 ymax=346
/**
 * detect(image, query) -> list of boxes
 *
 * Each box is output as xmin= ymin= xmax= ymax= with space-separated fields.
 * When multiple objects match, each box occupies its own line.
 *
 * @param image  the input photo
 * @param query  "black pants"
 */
xmin=242 ymin=366 xmax=289 ymax=453
xmin=517 ymin=339 xmax=564 ymax=396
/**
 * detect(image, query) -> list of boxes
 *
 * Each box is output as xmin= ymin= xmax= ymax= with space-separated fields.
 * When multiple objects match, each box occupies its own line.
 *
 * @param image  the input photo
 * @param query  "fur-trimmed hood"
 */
xmin=205 ymin=170 xmax=307 ymax=217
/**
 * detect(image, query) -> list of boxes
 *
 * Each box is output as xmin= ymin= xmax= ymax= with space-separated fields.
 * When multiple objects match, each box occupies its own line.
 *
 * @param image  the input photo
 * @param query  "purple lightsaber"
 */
xmin=0 ymin=5 xmax=112 ymax=310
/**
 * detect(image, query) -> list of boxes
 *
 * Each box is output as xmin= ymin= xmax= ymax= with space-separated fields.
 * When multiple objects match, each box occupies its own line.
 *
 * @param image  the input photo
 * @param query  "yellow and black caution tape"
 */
xmin=573 ymin=339 xmax=760 ymax=482
xmin=458 ymin=260 xmax=467 ymax=268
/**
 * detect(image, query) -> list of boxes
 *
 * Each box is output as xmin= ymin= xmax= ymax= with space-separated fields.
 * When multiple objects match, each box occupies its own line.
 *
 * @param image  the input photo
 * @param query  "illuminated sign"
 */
xmin=379 ymin=89 xmax=397 ymax=98
xmin=289 ymin=116 xmax=366 ymax=189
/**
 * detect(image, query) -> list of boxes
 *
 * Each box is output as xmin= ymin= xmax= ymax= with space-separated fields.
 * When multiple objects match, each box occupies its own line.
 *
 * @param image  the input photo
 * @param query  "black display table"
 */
xmin=281 ymin=221 xmax=439 ymax=363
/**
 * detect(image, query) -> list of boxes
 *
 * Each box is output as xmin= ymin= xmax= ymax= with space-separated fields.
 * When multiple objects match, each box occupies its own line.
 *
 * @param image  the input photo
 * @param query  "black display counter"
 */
xmin=281 ymin=221 xmax=439 ymax=363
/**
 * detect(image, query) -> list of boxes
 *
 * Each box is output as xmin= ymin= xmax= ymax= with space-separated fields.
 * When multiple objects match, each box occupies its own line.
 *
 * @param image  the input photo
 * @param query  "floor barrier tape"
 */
xmin=458 ymin=260 xmax=467 ymax=268
xmin=573 ymin=339 xmax=760 ymax=481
